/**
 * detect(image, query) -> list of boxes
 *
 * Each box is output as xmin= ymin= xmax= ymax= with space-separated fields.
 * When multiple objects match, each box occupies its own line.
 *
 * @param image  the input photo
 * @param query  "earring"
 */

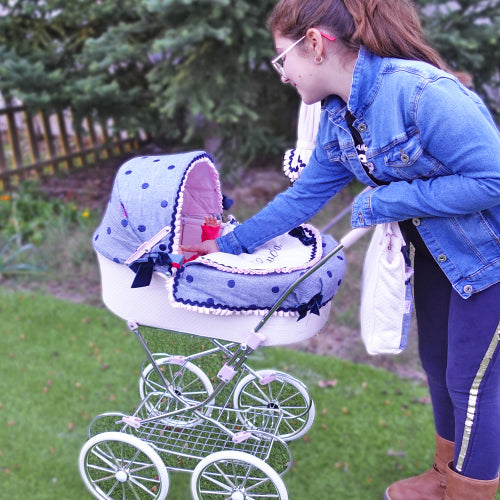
xmin=314 ymin=56 xmax=323 ymax=64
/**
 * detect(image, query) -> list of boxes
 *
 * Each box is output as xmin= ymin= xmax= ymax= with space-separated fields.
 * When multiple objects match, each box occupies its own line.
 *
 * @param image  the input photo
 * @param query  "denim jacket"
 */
xmin=218 ymin=46 xmax=500 ymax=298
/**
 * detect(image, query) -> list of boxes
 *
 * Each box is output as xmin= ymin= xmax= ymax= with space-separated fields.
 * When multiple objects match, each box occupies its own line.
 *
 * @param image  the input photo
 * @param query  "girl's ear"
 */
xmin=305 ymin=28 xmax=325 ymax=59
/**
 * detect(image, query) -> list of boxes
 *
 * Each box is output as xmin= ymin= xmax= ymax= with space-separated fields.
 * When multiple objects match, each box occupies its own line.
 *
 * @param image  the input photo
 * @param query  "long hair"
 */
xmin=268 ymin=0 xmax=448 ymax=70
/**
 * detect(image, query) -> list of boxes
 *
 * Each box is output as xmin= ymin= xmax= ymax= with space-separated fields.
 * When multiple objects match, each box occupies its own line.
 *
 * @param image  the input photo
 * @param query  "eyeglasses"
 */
xmin=271 ymin=32 xmax=336 ymax=79
xmin=271 ymin=35 xmax=306 ymax=79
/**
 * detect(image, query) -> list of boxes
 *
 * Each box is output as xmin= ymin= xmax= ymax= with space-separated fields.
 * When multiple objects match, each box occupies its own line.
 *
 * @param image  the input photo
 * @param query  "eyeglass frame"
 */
xmin=271 ymin=31 xmax=336 ymax=79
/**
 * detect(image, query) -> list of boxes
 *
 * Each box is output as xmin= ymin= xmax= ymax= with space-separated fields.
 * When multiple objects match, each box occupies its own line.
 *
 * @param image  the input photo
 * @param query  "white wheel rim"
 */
xmin=139 ymin=358 xmax=213 ymax=427
xmin=233 ymin=370 xmax=315 ymax=441
xmin=79 ymin=432 xmax=169 ymax=500
xmin=191 ymin=451 xmax=288 ymax=500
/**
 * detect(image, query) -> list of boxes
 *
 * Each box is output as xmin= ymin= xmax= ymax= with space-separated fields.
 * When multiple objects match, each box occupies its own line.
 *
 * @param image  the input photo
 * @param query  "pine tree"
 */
xmin=416 ymin=0 xmax=500 ymax=116
xmin=0 ymin=0 xmax=498 ymax=171
xmin=0 ymin=0 xmax=297 ymax=170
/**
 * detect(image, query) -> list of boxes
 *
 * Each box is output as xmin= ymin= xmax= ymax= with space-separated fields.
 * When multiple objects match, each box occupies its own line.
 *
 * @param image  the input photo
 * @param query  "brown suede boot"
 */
xmin=444 ymin=461 xmax=499 ymax=500
xmin=384 ymin=434 xmax=454 ymax=500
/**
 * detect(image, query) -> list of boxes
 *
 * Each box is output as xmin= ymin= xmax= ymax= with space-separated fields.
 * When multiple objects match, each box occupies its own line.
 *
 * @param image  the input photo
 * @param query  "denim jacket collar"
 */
xmin=323 ymin=45 xmax=386 ymax=119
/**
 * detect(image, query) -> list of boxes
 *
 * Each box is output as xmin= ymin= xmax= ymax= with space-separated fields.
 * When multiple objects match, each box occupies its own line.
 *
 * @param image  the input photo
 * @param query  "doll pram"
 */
xmin=92 ymin=150 xmax=346 ymax=344
xmin=80 ymin=151 xmax=366 ymax=499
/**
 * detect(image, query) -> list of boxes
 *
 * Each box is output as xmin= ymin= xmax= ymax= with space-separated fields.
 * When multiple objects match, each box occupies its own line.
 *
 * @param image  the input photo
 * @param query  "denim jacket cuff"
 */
xmin=351 ymin=191 xmax=373 ymax=227
xmin=216 ymin=231 xmax=243 ymax=255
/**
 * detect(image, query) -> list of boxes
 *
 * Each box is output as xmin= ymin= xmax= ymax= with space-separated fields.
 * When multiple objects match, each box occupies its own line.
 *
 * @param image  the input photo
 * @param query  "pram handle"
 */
xmin=340 ymin=227 xmax=371 ymax=248
xmin=254 ymin=226 xmax=371 ymax=333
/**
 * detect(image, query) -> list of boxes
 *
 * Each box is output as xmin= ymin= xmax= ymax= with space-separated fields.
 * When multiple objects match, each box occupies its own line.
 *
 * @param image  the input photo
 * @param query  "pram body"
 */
xmin=80 ymin=151 xmax=355 ymax=499
xmin=96 ymin=252 xmax=332 ymax=346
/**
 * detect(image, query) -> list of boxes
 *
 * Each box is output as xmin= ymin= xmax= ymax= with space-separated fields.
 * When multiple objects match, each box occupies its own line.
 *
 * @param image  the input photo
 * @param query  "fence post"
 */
xmin=6 ymin=99 xmax=24 ymax=170
xmin=0 ymin=101 xmax=145 ymax=190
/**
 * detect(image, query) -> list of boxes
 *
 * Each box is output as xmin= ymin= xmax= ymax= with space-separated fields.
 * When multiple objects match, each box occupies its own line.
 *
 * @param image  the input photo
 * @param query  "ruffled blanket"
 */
xmin=169 ymin=233 xmax=346 ymax=318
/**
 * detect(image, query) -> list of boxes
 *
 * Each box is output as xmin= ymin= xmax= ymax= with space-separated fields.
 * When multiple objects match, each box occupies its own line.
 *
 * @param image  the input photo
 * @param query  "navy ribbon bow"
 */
xmin=296 ymin=293 xmax=323 ymax=321
xmin=129 ymin=252 xmax=183 ymax=288
xmin=288 ymin=226 xmax=316 ymax=246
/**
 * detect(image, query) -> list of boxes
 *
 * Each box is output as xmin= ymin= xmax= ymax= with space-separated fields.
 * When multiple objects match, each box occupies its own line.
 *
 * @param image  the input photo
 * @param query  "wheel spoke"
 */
xmin=140 ymin=360 xmax=213 ymax=427
xmin=241 ymin=465 xmax=280 ymax=496
xmin=241 ymin=387 xmax=269 ymax=406
xmin=214 ymin=463 xmax=236 ymax=491
xmin=91 ymin=445 xmax=119 ymax=471
xmin=274 ymin=381 xmax=288 ymax=402
xmin=80 ymin=433 xmax=169 ymax=500
xmin=105 ymin=478 xmax=120 ymax=497
xmin=281 ymin=417 xmax=300 ymax=433
xmin=192 ymin=451 xmax=287 ymax=500
xmin=179 ymin=376 xmax=199 ymax=392
xmin=129 ymin=461 xmax=158 ymax=475
xmin=253 ymin=382 xmax=272 ymax=403
xmin=202 ymin=471 xmax=233 ymax=493
xmin=127 ymin=479 xmax=145 ymax=500
xmin=146 ymin=377 xmax=165 ymax=392
xmin=87 ymin=464 xmax=116 ymax=481
xmin=167 ymin=364 xmax=176 ymax=382
xmin=130 ymin=473 xmax=161 ymax=486
xmin=234 ymin=371 xmax=314 ymax=441
xmin=280 ymin=406 xmax=307 ymax=419
xmin=129 ymin=475 xmax=159 ymax=497
xmin=183 ymin=388 xmax=209 ymax=398
xmin=93 ymin=474 xmax=118 ymax=485
xmin=277 ymin=390 xmax=302 ymax=406
xmin=246 ymin=494 xmax=281 ymax=499
xmin=123 ymin=447 xmax=143 ymax=473
xmin=241 ymin=462 xmax=254 ymax=485
xmin=198 ymin=488 xmax=231 ymax=498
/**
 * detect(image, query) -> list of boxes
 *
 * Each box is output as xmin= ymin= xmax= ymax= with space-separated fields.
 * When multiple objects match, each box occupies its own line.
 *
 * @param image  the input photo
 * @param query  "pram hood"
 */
xmin=93 ymin=151 xmax=222 ymax=283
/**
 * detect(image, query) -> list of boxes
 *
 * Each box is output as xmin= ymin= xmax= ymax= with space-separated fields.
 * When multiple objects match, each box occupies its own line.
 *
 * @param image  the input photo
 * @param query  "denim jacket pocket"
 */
xmin=384 ymin=135 xmax=443 ymax=180
xmin=324 ymin=140 xmax=343 ymax=163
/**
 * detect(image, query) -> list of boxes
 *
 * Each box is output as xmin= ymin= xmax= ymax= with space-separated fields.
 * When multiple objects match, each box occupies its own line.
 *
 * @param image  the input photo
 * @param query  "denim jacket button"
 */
xmin=357 ymin=123 xmax=367 ymax=133
xmin=437 ymin=254 xmax=447 ymax=263
xmin=463 ymin=285 xmax=473 ymax=294
xmin=401 ymin=153 xmax=410 ymax=163
xmin=412 ymin=218 xmax=421 ymax=226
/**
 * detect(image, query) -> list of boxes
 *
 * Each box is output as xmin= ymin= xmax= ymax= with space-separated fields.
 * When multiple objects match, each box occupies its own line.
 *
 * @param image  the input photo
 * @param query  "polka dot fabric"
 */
xmin=93 ymin=151 xmax=222 ymax=269
xmin=171 ymin=234 xmax=346 ymax=316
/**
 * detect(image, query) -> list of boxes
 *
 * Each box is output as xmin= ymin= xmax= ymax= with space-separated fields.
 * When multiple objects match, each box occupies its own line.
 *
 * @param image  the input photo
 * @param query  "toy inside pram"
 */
xmin=79 ymin=151 xmax=361 ymax=500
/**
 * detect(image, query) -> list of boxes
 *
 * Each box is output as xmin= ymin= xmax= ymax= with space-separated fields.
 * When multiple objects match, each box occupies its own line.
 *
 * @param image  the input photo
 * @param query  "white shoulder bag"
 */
xmin=360 ymin=222 xmax=414 ymax=355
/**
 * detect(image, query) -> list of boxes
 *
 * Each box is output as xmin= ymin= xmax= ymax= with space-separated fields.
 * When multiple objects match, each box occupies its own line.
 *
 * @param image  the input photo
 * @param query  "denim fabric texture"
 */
xmin=217 ymin=46 xmax=500 ymax=299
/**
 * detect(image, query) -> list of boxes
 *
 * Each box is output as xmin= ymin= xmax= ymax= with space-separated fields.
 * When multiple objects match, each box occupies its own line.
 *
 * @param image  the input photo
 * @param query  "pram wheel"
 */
xmin=79 ymin=431 xmax=169 ymax=499
xmin=139 ymin=357 xmax=214 ymax=427
xmin=233 ymin=370 xmax=315 ymax=441
xmin=191 ymin=450 xmax=288 ymax=500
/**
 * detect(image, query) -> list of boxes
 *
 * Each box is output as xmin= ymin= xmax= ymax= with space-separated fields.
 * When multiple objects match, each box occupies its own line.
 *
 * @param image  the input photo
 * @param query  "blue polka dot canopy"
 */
xmin=94 ymin=150 xmax=347 ymax=317
xmin=93 ymin=151 xmax=222 ymax=281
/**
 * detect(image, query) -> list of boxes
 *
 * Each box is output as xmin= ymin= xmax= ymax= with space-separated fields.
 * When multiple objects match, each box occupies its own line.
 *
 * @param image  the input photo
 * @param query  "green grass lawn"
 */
xmin=0 ymin=288 xmax=443 ymax=500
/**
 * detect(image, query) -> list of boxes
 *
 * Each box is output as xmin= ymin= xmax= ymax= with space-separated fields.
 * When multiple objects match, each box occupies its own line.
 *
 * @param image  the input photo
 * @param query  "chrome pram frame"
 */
xmin=78 ymin=227 xmax=367 ymax=500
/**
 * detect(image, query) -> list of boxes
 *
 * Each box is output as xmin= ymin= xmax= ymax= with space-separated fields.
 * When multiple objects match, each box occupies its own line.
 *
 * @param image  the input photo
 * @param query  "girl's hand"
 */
xmin=180 ymin=239 xmax=220 ymax=256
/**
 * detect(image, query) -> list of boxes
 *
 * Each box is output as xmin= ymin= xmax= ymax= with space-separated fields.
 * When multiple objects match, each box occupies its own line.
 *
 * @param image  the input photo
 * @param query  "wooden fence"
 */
xmin=0 ymin=98 xmax=145 ymax=191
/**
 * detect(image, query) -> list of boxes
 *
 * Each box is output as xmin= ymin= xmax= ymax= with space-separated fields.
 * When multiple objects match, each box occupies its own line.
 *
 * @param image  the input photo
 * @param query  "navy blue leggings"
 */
xmin=401 ymin=222 xmax=500 ymax=480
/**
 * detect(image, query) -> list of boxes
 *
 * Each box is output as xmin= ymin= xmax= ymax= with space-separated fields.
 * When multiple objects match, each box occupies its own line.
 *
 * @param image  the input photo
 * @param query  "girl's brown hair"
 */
xmin=268 ymin=0 xmax=448 ymax=70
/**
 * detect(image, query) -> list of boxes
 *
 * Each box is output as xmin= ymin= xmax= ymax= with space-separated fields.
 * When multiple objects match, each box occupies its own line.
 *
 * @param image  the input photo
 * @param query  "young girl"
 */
xmin=183 ymin=1 xmax=500 ymax=498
